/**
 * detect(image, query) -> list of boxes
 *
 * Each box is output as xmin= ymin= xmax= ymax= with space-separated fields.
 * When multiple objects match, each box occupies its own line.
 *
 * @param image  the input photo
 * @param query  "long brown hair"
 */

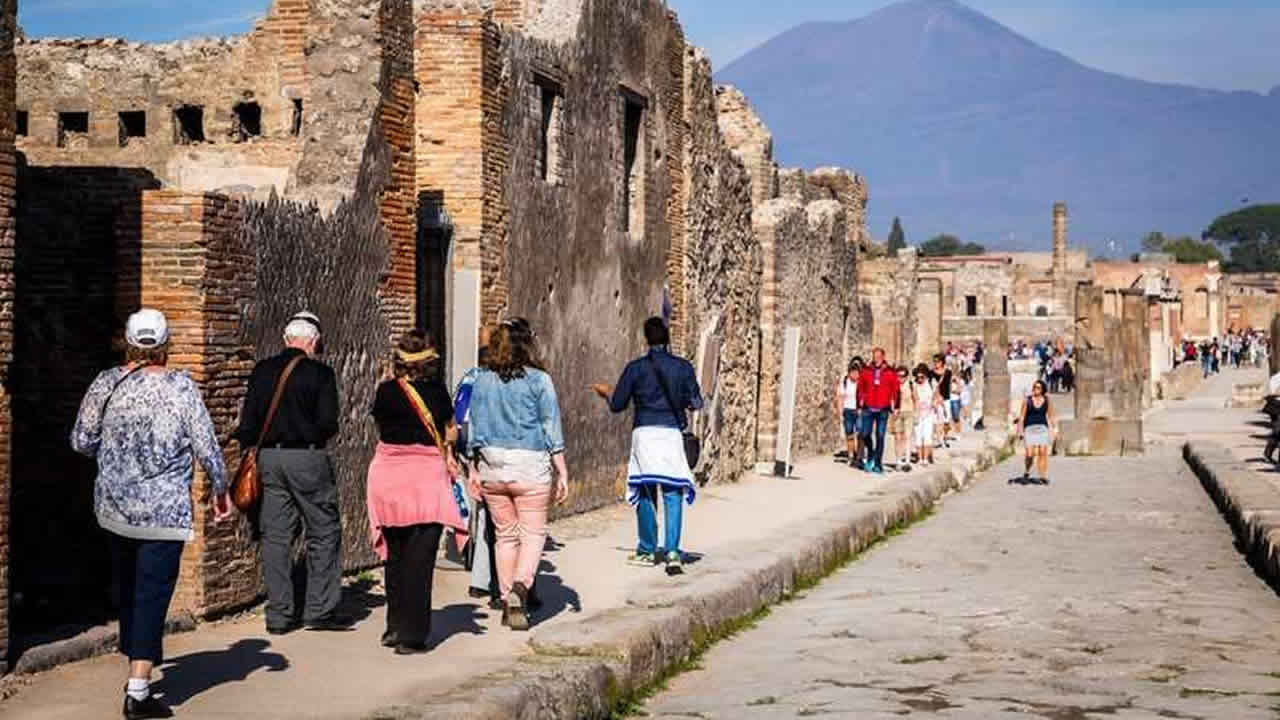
xmin=487 ymin=322 xmax=544 ymax=382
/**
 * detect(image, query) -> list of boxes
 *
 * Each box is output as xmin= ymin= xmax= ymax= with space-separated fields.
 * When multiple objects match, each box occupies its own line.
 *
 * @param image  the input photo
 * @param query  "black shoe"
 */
xmin=394 ymin=643 xmax=429 ymax=655
xmin=468 ymin=587 xmax=490 ymax=599
xmin=266 ymin=620 xmax=301 ymax=636
xmin=123 ymin=694 xmax=173 ymax=720
xmin=505 ymin=582 xmax=530 ymax=631
xmin=305 ymin=614 xmax=356 ymax=632
xmin=380 ymin=630 xmax=397 ymax=648
xmin=488 ymin=596 xmax=504 ymax=611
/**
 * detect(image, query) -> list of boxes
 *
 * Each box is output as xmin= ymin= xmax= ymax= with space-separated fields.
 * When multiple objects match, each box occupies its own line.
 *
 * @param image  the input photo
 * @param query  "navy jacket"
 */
xmin=608 ymin=347 xmax=704 ymax=429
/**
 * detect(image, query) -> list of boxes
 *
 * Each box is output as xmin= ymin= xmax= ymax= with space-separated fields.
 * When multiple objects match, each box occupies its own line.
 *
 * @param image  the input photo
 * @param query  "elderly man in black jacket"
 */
xmin=235 ymin=311 xmax=347 ymax=634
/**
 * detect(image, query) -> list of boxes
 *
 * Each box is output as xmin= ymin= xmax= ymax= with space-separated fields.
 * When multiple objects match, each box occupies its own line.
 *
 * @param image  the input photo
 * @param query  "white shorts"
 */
xmin=914 ymin=415 xmax=935 ymax=447
xmin=1025 ymin=424 xmax=1052 ymax=448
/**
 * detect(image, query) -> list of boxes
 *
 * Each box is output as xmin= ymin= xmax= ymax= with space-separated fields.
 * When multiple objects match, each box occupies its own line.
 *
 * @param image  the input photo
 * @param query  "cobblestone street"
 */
xmin=643 ymin=448 xmax=1280 ymax=719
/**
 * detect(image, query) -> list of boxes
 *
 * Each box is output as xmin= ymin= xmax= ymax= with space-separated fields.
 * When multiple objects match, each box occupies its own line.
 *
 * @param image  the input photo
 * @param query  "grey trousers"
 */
xmin=259 ymin=448 xmax=342 ymax=627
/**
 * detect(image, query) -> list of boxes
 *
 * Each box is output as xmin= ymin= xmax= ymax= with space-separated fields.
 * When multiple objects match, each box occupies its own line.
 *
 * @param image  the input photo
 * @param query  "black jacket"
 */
xmin=234 ymin=348 xmax=340 ymax=448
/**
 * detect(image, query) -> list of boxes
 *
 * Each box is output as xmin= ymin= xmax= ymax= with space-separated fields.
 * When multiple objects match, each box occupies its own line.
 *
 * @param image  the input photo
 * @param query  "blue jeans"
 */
xmin=636 ymin=484 xmax=684 ymax=557
xmin=860 ymin=408 xmax=891 ymax=469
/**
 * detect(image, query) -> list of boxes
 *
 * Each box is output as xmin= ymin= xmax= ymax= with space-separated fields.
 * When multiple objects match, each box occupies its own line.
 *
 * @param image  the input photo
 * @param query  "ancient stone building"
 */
xmin=918 ymin=204 xmax=1090 ymax=346
xmin=1093 ymin=259 xmax=1231 ymax=340
xmin=1 ymin=0 xmax=884 ymax=661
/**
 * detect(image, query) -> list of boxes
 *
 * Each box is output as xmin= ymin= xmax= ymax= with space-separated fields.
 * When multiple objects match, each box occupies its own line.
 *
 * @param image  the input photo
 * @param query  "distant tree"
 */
xmin=1161 ymin=235 xmax=1223 ymax=264
xmin=1138 ymin=231 xmax=1223 ymax=264
xmin=919 ymin=234 xmax=986 ymax=257
xmin=1141 ymin=231 xmax=1167 ymax=253
xmin=1204 ymin=204 xmax=1280 ymax=272
xmin=887 ymin=217 xmax=906 ymax=256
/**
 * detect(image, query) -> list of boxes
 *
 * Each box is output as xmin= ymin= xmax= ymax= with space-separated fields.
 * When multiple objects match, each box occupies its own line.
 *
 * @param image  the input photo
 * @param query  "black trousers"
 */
xmin=112 ymin=534 xmax=184 ymax=664
xmin=383 ymin=523 xmax=444 ymax=647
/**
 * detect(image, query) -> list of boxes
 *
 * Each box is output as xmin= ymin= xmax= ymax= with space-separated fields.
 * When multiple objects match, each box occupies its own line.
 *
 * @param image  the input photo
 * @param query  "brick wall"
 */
xmin=377 ymin=0 xmax=417 ymax=338
xmin=0 ymin=0 xmax=15 ymax=672
xmin=136 ymin=190 xmax=258 ymax=615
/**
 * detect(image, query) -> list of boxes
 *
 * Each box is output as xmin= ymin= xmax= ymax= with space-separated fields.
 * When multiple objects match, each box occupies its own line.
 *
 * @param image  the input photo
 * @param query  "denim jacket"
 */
xmin=608 ymin=347 xmax=704 ymax=429
xmin=466 ymin=367 xmax=566 ymax=455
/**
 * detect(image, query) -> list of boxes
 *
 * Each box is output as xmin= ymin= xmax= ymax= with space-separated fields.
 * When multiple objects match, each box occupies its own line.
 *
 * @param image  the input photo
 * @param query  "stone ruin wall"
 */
xmin=6 ymin=0 xmax=417 ymax=628
xmin=680 ymin=47 xmax=760 ymax=488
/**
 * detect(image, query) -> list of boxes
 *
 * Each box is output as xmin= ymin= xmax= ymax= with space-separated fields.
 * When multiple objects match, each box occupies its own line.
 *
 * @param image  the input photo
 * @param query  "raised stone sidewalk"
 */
xmin=0 ymin=427 xmax=1013 ymax=720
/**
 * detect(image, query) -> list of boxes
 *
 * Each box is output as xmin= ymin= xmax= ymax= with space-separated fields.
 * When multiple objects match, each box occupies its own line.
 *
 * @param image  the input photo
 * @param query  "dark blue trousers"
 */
xmin=112 ymin=534 xmax=184 ymax=664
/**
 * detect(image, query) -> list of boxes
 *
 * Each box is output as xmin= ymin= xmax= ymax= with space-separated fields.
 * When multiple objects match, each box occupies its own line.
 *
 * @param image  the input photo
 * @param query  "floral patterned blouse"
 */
xmin=71 ymin=366 xmax=227 ymax=541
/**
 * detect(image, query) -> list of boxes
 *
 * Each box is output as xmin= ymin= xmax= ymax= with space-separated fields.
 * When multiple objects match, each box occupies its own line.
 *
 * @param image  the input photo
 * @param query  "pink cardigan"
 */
xmin=366 ymin=443 xmax=468 ymax=560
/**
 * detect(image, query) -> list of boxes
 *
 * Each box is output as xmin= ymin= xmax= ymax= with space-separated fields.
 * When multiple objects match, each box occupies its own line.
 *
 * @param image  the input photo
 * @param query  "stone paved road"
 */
xmin=642 ymin=451 xmax=1280 ymax=719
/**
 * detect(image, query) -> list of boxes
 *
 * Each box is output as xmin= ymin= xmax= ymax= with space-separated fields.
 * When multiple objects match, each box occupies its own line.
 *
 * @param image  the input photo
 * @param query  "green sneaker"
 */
xmin=665 ymin=553 xmax=685 ymax=576
xmin=627 ymin=552 xmax=656 ymax=567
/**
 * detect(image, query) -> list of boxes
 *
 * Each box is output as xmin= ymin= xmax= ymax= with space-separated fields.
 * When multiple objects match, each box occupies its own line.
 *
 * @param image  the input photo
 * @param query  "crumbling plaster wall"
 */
xmin=681 ymin=46 xmax=759 ymax=487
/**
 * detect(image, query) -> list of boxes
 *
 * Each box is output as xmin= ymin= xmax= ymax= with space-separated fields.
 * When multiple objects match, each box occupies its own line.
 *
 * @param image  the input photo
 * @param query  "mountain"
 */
xmin=715 ymin=0 xmax=1280 ymax=255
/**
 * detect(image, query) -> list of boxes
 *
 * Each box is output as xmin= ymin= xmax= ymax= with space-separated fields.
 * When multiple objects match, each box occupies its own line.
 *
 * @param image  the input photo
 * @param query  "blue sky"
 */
xmin=17 ymin=0 xmax=1280 ymax=93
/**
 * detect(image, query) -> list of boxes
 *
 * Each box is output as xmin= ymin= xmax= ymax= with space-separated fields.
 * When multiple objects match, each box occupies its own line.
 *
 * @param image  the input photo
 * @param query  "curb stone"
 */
xmin=370 ymin=428 xmax=1016 ymax=720
xmin=12 ymin=613 xmax=197 ymax=676
xmin=1183 ymin=441 xmax=1280 ymax=583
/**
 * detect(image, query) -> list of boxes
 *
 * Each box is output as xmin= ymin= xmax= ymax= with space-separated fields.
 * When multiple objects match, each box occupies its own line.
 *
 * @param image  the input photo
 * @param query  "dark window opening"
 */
xmin=1035 ymin=306 xmax=1049 ymax=317
xmin=15 ymin=110 xmax=27 ymax=137
xmin=290 ymin=99 xmax=303 ymax=137
xmin=620 ymin=90 xmax=646 ymax=234
xmin=965 ymin=295 xmax=978 ymax=317
xmin=174 ymin=105 xmax=204 ymax=144
xmin=232 ymin=102 xmax=262 ymax=142
xmin=1001 ymin=295 xmax=1009 ymax=317
xmin=534 ymin=75 xmax=563 ymax=183
xmin=118 ymin=111 xmax=146 ymax=147
xmin=416 ymin=217 xmax=451 ymax=373
xmin=56 ymin=112 xmax=89 ymax=148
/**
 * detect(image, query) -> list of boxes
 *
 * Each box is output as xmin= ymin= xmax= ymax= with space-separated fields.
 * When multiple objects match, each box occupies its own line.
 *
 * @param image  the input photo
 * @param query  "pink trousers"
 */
xmin=481 ymin=481 xmax=550 ymax=597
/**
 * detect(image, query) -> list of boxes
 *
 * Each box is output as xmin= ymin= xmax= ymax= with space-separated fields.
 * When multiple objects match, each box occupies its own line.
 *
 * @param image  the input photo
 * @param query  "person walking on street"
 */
xmin=456 ymin=327 xmax=500 ymax=606
xmin=932 ymin=355 xmax=956 ymax=447
xmin=857 ymin=348 xmax=901 ymax=474
xmin=1016 ymin=380 xmax=1057 ymax=485
xmin=469 ymin=322 xmax=569 ymax=630
xmin=835 ymin=358 xmax=863 ymax=468
xmin=889 ymin=365 xmax=912 ymax=470
xmin=365 ymin=330 xmax=468 ymax=654
xmin=593 ymin=317 xmax=704 ymax=575
xmin=235 ymin=311 xmax=347 ymax=635
xmin=72 ymin=309 xmax=231 ymax=720
xmin=910 ymin=364 xmax=939 ymax=466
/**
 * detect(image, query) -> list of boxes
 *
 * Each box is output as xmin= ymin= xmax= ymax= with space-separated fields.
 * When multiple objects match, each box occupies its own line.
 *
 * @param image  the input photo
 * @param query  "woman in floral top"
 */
xmin=71 ymin=309 xmax=231 ymax=720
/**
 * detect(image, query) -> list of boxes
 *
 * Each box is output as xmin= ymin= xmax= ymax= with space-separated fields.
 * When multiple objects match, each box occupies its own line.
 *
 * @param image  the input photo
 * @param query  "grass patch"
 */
xmin=898 ymin=653 xmax=948 ymax=665
xmin=1179 ymin=687 xmax=1242 ymax=699
xmin=355 ymin=570 xmax=379 ymax=585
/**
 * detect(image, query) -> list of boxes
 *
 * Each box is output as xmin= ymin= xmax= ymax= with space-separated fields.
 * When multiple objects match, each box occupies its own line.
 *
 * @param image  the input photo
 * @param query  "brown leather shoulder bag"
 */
xmin=231 ymin=355 xmax=305 ymax=512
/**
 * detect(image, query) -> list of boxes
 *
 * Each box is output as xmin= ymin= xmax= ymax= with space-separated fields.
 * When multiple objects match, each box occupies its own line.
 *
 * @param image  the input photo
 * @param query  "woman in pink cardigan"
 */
xmin=366 ymin=330 xmax=467 ymax=655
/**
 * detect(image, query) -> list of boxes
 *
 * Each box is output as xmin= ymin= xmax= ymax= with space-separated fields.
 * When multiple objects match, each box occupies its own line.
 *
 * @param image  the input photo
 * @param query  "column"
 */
xmin=982 ymin=318 xmax=1010 ymax=429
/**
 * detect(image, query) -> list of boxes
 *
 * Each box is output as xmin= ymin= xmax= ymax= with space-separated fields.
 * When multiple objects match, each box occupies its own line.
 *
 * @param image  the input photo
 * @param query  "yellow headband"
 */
xmin=396 ymin=348 xmax=438 ymax=363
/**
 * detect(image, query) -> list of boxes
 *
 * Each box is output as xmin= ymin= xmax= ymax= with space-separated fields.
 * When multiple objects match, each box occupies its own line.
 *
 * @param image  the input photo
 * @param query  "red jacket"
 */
xmin=858 ymin=363 xmax=901 ymax=411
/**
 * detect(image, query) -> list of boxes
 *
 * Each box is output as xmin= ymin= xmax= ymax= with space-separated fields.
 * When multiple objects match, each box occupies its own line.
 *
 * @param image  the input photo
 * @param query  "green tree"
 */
xmin=1141 ymin=231 xmax=1167 ymax=252
xmin=887 ymin=217 xmax=906 ymax=257
xmin=1160 ymin=235 xmax=1223 ymax=264
xmin=1204 ymin=204 xmax=1280 ymax=272
xmin=919 ymin=234 xmax=986 ymax=257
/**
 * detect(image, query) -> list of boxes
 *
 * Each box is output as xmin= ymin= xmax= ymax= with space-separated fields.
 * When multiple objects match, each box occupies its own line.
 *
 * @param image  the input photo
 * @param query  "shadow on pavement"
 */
xmin=426 ymin=603 xmax=489 ymax=651
xmin=158 ymin=639 xmax=289 ymax=706
xmin=531 ymin=560 xmax=581 ymax=626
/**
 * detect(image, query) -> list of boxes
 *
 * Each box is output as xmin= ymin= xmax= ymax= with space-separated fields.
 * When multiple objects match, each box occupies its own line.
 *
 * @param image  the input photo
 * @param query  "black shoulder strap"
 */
xmin=102 ymin=364 xmax=147 ymax=416
xmin=646 ymin=355 xmax=687 ymax=431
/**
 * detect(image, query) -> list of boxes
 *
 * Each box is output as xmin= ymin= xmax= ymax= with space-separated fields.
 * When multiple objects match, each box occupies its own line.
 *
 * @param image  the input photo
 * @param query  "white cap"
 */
xmin=284 ymin=310 xmax=321 ymax=340
xmin=126 ymin=308 xmax=169 ymax=349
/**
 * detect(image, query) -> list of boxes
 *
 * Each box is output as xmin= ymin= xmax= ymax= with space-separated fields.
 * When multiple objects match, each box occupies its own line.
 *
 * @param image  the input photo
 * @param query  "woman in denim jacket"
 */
xmin=465 ymin=321 xmax=568 ymax=630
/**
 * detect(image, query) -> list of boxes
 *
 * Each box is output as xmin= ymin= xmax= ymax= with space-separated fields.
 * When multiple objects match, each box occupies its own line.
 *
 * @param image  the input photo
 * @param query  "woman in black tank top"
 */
xmin=1016 ymin=380 xmax=1057 ymax=485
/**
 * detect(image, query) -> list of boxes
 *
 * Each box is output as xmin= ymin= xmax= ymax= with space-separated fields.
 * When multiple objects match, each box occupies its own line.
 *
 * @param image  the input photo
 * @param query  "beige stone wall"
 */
xmin=858 ymin=252 xmax=920 ymax=366
xmin=715 ymin=85 xmax=777 ymax=207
